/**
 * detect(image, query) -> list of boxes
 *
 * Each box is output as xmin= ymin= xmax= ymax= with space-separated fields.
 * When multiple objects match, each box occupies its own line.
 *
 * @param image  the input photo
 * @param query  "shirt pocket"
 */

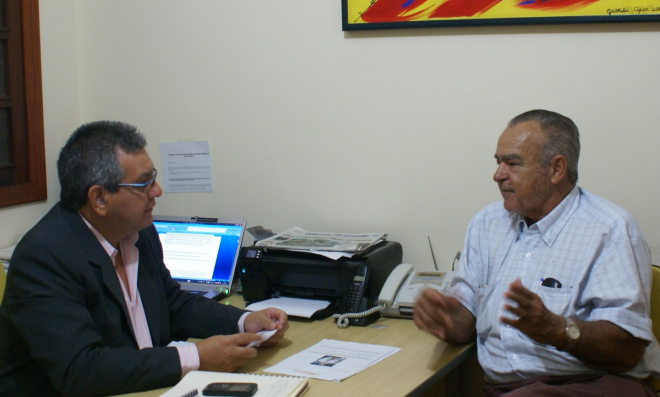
xmin=536 ymin=286 xmax=573 ymax=316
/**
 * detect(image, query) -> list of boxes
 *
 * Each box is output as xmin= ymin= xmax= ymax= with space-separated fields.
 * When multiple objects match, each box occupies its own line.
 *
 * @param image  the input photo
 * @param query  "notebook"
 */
xmin=153 ymin=215 xmax=246 ymax=300
xmin=158 ymin=371 xmax=308 ymax=397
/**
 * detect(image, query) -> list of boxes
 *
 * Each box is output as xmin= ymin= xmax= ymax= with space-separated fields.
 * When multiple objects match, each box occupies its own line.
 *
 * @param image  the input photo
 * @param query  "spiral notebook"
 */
xmin=159 ymin=371 xmax=308 ymax=397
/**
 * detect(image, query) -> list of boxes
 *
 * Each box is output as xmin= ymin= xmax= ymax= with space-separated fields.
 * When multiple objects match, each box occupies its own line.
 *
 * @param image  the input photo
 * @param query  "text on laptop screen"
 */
xmin=154 ymin=220 xmax=243 ymax=285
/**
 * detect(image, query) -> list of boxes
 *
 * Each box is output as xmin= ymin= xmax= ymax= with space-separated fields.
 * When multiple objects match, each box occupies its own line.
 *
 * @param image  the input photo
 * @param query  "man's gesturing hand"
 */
xmin=501 ymin=278 xmax=565 ymax=346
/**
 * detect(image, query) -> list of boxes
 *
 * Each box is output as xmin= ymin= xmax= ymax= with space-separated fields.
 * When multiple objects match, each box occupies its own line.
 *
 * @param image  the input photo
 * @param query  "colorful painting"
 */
xmin=342 ymin=0 xmax=660 ymax=30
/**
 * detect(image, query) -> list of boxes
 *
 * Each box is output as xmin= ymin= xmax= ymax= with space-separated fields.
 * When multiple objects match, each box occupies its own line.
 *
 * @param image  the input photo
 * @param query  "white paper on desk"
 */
xmin=264 ymin=338 xmax=400 ymax=382
xmin=246 ymin=297 xmax=330 ymax=318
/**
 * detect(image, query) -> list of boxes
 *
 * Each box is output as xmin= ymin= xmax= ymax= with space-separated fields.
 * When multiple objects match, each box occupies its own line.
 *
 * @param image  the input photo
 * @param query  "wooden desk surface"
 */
xmin=116 ymin=296 xmax=475 ymax=397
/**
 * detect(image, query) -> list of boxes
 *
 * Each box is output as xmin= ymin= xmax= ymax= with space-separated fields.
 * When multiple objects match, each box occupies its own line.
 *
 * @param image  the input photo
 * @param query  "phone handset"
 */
xmin=332 ymin=263 xmax=414 ymax=328
xmin=377 ymin=263 xmax=413 ymax=307
xmin=345 ymin=265 xmax=369 ymax=313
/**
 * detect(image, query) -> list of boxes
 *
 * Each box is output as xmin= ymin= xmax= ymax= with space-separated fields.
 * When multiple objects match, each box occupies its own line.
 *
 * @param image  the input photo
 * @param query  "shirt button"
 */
xmin=525 ymin=252 xmax=531 ymax=258
xmin=512 ymin=354 xmax=519 ymax=360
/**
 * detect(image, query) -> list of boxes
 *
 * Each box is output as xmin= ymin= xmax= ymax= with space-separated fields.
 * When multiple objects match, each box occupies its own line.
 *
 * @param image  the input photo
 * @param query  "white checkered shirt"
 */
xmin=450 ymin=187 xmax=660 ymax=383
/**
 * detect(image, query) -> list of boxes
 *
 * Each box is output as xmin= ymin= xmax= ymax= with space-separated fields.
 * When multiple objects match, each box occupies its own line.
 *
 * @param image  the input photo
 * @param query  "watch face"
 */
xmin=567 ymin=320 xmax=580 ymax=339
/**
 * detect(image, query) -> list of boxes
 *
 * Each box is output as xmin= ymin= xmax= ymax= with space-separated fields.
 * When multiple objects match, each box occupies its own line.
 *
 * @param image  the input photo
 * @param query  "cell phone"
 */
xmin=202 ymin=382 xmax=258 ymax=397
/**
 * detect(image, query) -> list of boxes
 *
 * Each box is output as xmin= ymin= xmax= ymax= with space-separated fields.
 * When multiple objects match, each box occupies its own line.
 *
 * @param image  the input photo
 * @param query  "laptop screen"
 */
xmin=153 ymin=216 xmax=246 ymax=292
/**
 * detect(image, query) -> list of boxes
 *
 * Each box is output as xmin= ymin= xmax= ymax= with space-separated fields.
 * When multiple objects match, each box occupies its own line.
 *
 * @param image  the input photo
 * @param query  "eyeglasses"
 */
xmin=117 ymin=168 xmax=158 ymax=194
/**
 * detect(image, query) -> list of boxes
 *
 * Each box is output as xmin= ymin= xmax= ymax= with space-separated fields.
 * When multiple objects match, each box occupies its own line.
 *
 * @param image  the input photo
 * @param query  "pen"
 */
xmin=540 ymin=277 xmax=562 ymax=288
xmin=178 ymin=389 xmax=198 ymax=397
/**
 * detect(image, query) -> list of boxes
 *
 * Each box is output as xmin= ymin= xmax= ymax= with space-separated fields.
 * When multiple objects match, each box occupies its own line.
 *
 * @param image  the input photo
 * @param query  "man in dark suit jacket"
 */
xmin=0 ymin=121 xmax=289 ymax=397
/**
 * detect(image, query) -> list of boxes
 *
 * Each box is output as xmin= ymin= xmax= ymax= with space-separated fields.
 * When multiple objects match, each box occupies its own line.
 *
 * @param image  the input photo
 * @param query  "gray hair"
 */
xmin=508 ymin=109 xmax=580 ymax=185
xmin=57 ymin=121 xmax=147 ymax=210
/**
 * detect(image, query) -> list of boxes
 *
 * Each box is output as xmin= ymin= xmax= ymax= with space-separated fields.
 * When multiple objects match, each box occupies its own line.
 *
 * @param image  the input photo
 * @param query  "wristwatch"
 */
xmin=560 ymin=317 xmax=580 ymax=351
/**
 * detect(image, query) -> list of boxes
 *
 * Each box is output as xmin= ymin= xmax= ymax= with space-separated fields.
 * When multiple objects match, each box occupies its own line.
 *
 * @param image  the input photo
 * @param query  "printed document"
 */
xmin=159 ymin=140 xmax=213 ymax=193
xmin=264 ymin=338 xmax=400 ymax=382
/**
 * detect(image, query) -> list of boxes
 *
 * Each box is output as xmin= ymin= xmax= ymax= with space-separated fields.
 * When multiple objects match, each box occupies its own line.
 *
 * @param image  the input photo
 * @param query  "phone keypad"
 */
xmin=347 ymin=266 xmax=367 ymax=312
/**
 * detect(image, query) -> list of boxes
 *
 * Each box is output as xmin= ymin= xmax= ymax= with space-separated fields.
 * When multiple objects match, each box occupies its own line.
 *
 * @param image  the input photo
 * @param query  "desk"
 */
xmin=117 ymin=295 xmax=476 ymax=397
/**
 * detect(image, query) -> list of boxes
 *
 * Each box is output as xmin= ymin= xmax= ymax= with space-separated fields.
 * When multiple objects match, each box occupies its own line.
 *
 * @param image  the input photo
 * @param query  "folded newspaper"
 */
xmin=255 ymin=227 xmax=387 ymax=253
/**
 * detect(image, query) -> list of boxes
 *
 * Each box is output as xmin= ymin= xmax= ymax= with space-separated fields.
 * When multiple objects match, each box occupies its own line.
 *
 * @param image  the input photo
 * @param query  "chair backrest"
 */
xmin=0 ymin=268 xmax=6 ymax=305
xmin=651 ymin=266 xmax=660 ymax=342
xmin=649 ymin=266 xmax=660 ymax=394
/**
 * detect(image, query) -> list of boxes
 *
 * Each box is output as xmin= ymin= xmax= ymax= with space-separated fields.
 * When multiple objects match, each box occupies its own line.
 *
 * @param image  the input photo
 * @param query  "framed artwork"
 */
xmin=342 ymin=0 xmax=660 ymax=31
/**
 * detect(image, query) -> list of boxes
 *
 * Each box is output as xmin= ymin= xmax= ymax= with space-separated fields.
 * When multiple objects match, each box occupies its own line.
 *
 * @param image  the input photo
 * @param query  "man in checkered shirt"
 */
xmin=414 ymin=109 xmax=660 ymax=397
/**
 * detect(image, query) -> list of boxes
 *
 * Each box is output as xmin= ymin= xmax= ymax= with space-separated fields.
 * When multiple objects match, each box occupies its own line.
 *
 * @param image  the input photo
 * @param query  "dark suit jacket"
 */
xmin=0 ymin=203 xmax=247 ymax=397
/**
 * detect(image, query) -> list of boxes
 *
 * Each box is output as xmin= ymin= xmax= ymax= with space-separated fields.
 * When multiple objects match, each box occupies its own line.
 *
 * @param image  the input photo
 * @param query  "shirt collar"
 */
xmin=79 ymin=213 xmax=139 ymax=263
xmin=513 ymin=186 xmax=581 ymax=247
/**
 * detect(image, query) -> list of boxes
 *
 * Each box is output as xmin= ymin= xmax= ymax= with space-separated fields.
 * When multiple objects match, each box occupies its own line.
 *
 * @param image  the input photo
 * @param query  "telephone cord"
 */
xmin=332 ymin=303 xmax=386 ymax=329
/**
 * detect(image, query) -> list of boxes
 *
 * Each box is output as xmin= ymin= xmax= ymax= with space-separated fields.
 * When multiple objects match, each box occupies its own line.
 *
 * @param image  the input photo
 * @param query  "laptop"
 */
xmin=153 ymin=215 xmax=246 ymax=299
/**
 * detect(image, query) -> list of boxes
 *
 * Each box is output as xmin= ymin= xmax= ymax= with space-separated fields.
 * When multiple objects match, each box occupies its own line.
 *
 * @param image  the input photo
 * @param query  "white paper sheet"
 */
xmin=245 ymin=297 xmax=330 ymax=318
xmin=159 ymin=141 xmax=213 ymax=193
xmin=264 ymin=338 xmax=400 ymax=382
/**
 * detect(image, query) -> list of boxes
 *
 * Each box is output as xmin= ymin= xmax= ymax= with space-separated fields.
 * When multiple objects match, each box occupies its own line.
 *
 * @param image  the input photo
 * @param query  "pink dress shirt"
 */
xmin=81 ymin=216 xmax=200 ymax=376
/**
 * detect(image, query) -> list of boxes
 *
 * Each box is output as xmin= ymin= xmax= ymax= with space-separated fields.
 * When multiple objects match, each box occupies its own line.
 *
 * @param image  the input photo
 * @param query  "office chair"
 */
xmin=650 ymin=265 xmax=660 ymax=394
xmin=0 ymin=267 xmax=6 ymax=305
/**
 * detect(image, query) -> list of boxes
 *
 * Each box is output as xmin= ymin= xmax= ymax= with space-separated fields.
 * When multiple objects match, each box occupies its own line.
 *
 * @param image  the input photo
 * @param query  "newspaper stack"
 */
xmin=255 ymin=227 xmax=387 ymax=253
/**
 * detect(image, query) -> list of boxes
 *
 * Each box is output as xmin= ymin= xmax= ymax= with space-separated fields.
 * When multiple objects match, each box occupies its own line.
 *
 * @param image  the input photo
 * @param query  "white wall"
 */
xmin=1 ymin=1 xmax=659 ymax=270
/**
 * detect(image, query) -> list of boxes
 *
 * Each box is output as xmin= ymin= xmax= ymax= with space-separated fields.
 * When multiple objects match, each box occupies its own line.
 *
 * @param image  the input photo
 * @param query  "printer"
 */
xmin=237 ymin=241 xmax=402 ymax=325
